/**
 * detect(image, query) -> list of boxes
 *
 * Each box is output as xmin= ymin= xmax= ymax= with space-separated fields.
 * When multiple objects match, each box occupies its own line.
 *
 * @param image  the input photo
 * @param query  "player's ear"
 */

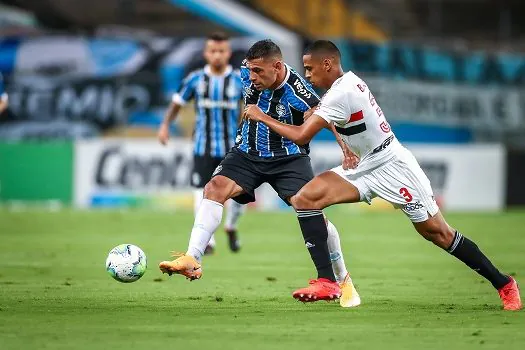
xmin=274 ymin=60 xmax=283 ymax=71
xmin=323 ymin=58 xmax=332 ymax=72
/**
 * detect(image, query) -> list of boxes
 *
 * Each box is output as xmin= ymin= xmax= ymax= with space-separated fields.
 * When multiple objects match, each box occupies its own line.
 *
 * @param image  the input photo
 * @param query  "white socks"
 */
xmin=194 ymin=190 xmax=244 ymax=248
xmin=224 ymin=200 xmax=245 ymax=231
xmin=326 ymin=220 xmax=349 ymax=283
xmin=187 ymin=199 xmax=223 ymax=261
xmin=194 ymin=189 xmax=216 ymax=247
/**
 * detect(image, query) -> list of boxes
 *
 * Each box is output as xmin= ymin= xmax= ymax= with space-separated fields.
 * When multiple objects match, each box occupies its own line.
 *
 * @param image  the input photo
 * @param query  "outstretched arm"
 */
xmin=244 ymin=104 xmax=326 ymax=145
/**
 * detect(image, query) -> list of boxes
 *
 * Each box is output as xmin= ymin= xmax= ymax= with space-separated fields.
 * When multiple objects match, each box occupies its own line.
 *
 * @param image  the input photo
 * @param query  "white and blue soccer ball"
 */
xmin=105 ymin=244 xmax=147 ymax=283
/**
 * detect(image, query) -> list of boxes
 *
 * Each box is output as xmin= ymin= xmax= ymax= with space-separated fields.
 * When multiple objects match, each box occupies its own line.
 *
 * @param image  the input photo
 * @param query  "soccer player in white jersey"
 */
xmin=244 ymin=40 xmax=521 ymax=310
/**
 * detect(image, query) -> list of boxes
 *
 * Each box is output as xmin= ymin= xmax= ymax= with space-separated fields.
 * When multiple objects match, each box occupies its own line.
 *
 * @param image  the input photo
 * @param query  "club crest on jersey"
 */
xmin=293 ymin=79 xmax=312 ymax=98
xmin=276 ymin=104 xmax=286 ymax=117
xmin=244 ymin=85 xmax=254 ymax=97
xmin=192 ymin=172 xmax=201 ymax=186
xmin=197 ymin=80 xmax=207 ymax=95
xmin=226 ymin=82 xmax=237 ymax=98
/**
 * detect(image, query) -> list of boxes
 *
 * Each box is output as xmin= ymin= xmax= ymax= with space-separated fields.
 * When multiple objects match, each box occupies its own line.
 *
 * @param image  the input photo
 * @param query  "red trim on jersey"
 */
xmin=347 ymin=110 xmax=364 ymax=123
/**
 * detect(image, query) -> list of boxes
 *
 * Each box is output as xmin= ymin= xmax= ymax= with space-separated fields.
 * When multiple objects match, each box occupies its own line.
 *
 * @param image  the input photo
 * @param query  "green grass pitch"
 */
xmin=0 ymin=208 xmax=524 ymax=349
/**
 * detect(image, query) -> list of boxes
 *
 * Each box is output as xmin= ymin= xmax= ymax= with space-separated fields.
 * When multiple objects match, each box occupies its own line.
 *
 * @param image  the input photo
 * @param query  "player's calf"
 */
xmin=414 ymin=211 xmax=518 ymax=309
xmin=413 ymin=212 xmax=455 ymax=249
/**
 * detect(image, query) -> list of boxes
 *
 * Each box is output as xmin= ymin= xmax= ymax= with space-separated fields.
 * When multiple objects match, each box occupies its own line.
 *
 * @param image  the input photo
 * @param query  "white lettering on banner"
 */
xmin=74 ymin=139 xmax=193 ymax=208
xmin=73 ymin=140 xmax=504 ymax=211
xmin=8 ymin=83 xmax=151 ymax=126
xmin=365 ymin=77 xmax=524 ymax=130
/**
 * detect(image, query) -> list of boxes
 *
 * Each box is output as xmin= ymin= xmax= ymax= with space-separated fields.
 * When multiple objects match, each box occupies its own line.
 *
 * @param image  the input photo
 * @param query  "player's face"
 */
xmin=303 ymin=54 xmax=329 ymax=89
xmin=246 ymin=57 xmax=281 ymax=90
xmin=204 ymin=40 xmax=231 ymax=70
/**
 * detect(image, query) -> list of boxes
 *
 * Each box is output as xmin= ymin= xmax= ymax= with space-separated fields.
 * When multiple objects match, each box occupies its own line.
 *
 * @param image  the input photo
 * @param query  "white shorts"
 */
xmin=331 ymin=148 xmax=439 ymax=223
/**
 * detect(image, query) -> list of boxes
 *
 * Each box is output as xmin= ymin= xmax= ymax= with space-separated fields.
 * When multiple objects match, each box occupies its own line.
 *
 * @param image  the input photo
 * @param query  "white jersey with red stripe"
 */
xmin=315 ymin=71 xmax=401 ymax=172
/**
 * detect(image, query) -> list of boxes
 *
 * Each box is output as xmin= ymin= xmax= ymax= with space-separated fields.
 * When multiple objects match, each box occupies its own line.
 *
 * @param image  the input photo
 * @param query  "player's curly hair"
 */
xmin=246 ymin=39 xmax=282 ymax=60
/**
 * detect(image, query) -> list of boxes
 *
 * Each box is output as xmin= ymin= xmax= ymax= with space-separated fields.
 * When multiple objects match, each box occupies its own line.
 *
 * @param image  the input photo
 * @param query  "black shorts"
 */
xmin=191 ymin=155 xmax=223 ymax=188
xmin=213 ymin=148 xmax=314 ymax=205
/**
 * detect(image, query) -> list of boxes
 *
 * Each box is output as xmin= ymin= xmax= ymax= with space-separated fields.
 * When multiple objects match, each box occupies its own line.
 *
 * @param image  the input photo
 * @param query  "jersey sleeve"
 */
xmin=286 ymin=75 xmax=320 ymax=112
xmin=172 ymin=71 xmax=198 ymax=105
xmin=314 ymin=88 xmax=350 ymax=125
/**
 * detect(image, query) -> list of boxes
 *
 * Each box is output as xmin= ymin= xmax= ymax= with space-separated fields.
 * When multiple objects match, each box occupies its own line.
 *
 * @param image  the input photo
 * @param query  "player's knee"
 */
xmin=203 ymin=177 xmax=230 ymax=204
xmin=290 ymin=190 xmax=322 ymax=210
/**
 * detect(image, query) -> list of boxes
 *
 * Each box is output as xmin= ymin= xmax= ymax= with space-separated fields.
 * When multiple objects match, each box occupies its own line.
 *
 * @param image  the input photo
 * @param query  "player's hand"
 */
xmin=158 ymin=123 xmax=170 ymax=146
xmin=243 ymin=104 xmax=264 ymax=122
xmin=303 ymin=107 xmax=316 ymax=121
xmin=342 ymin=143 xmax=359 ymax=170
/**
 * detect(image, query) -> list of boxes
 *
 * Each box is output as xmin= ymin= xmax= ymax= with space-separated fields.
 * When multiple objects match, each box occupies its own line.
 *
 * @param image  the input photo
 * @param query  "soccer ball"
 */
xmin=105 ymin=244 xmax=147 ymax=283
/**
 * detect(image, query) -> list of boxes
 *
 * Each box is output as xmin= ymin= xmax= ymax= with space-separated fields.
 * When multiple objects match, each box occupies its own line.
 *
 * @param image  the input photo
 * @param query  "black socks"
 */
xmin=447 ymin=231 xmax=510 ymax=289
xmin=296 ymin=210 xmax=336 ymax=282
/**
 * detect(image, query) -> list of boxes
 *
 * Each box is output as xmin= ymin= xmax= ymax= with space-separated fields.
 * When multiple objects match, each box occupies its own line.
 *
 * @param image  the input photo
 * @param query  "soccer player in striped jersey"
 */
xmin=159 ymin=39 xmax=361 ymax=307
xmin=0 ymin=72 xmax=7 ymax=113
xmin=158 ymin=32 xmax=244 ymax=254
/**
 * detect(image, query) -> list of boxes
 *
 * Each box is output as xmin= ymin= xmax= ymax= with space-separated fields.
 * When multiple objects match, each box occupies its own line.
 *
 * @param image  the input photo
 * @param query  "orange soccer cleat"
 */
xmin=159 ymin=253 xmax=202 ymax=281
xmin=498 ymin=276 xmax=522 ymax=311
xmin=292 ymin=278 xmax=341 ymax=302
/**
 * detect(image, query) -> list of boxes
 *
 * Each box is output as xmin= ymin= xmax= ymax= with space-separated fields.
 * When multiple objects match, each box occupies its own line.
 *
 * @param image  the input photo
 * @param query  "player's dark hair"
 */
xmin=207 ymin=32 xmax=229 ymax=42
xmin=246 ymin=39 xmax=282 ymax=60
xmin=304 ymin=40 xmax=341 ymax=59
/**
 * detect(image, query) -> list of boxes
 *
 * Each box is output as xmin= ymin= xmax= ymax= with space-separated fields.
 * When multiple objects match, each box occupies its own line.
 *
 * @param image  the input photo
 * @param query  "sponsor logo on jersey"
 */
xmin=372 ymin=135 xmax=394 ymax=154
xmin=293 ymin=79 xmax=312 ymax=99
xmin=403 ymin=201 xmax=424 ymax=212
xmin=197 ymin=98 xmax=238 ymax=109
xmin=380 ymin=121 xmax=391 ymax=133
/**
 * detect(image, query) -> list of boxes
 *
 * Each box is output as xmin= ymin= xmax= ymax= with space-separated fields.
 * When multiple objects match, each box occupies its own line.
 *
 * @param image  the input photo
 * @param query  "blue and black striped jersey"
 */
xmin=237 ymin=61 xmax=320 ymax=158
xmin=173 ymin=65 xmax=243 ymax=158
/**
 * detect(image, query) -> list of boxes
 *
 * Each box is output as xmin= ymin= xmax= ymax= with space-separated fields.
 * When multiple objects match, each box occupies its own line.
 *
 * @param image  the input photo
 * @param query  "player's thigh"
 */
xmin=368 ymin=155 xmax=439 ymax=223
xmin=265 ymin=155 xmax=314 ymax=205
xmin=210 ymin=150 xmax=264 ymax=204
xmin=290 ymin=170 xmax=362 ymax=210
xmin=191 ymin=155 xmax=222 ymax=188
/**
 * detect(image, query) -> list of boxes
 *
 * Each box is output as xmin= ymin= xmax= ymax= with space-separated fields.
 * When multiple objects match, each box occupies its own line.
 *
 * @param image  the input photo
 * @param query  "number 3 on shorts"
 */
xmin=399 ymin=187 xmax=413 ymax=202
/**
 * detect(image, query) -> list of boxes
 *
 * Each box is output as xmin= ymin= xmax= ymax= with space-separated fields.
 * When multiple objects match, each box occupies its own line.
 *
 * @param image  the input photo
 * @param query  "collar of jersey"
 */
xmin=274 ymin=64 xmax=291 ymax=90
xmin=204 ymin=64 xmax=233 ymax=77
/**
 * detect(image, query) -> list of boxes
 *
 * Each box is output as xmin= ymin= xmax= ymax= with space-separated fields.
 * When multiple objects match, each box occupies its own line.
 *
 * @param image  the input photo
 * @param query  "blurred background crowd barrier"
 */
xmin=1 ymin=0 xmax=524 ymax=210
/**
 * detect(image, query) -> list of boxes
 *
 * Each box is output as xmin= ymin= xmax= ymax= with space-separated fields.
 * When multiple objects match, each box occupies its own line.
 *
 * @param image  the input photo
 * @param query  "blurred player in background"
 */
xmin=160 ymin=39 xmax=362 ymax=308
xmin=158 ymin=32 xmax=244 ymax=255
xmin=0 ymin=72 xmax=8 ymax=113
xmin=245 ymin=40 xmax=522 ymax=310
